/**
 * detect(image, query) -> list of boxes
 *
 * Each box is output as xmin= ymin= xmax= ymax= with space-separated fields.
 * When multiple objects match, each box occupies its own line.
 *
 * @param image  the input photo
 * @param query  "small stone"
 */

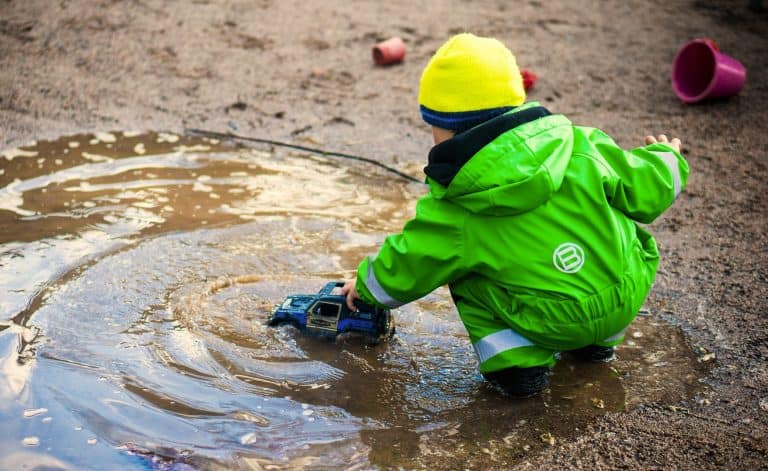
xmin=23 ymin=408 xmax=48 ymax=418
xmin=22 ymin=436 xmax=40 ymax=446
xmin=699 ymin=353 xmax=716 ymax=362
xmin=540 ymin=432 xmax=556 ymax=446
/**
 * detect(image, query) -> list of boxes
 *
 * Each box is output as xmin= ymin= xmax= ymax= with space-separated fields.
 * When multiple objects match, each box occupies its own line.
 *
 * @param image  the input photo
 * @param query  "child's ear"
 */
xmin=432 ymin=126 xmax=455 ymax=145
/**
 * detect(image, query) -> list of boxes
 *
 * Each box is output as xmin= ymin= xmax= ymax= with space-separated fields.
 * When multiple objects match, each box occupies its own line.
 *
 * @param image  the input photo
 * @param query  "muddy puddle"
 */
xmin=0 ymin=132 xmax=710 ymax=469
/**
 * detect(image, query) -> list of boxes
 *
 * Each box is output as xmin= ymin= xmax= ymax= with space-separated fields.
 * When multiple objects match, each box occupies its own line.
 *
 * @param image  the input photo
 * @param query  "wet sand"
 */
xmin=0 ymin=132 xmax=714 ymax=468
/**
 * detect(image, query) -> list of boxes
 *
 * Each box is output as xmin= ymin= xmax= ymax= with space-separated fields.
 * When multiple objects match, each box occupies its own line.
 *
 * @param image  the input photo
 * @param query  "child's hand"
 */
xmin=645 ymin=134 xmax=682 ymax=153
xmin=341 ymin=278 xmax=360 ymax=311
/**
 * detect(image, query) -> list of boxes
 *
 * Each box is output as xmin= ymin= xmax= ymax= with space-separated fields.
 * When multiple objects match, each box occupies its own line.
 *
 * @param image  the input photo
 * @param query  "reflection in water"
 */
xmin=0 ymin=132 xmax=709 ymax=469
xmin=0 ymin=324 xmax=37 ymax=400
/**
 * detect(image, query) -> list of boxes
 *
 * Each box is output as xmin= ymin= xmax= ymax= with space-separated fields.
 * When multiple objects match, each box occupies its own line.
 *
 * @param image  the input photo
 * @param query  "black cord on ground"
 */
xmin=184 ymin=128 xmax=423 ymax=184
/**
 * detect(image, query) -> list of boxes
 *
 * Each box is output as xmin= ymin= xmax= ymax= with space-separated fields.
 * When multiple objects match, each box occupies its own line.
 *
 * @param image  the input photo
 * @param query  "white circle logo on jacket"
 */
xmin=553 ymin=242 xmax=585 ymax=274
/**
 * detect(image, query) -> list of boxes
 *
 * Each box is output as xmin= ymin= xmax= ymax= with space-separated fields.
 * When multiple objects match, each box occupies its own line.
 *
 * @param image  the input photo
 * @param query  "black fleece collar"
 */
xmin=424 ymin=106 xmax=552 ymax=187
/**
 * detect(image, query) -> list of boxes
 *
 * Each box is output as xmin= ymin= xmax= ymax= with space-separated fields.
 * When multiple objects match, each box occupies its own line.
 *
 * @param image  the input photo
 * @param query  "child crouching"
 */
xmin=343 ymin=33 xmax=688 ymax=397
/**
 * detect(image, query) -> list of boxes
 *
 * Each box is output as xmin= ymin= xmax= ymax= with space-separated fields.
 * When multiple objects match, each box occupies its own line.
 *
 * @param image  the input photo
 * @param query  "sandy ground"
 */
xmin=1 ymin=0 xmax=767 ymax=468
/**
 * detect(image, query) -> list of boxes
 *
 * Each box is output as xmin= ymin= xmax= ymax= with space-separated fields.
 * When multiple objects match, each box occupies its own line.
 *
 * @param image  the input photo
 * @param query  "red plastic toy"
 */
xmin=521 ymin=69 xmax=537 ymax=91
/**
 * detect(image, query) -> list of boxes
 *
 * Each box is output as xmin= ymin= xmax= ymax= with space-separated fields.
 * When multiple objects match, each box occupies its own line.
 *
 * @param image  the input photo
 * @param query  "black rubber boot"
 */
xmin=570 ymin=345 xmax=615 ymax=362
xmin=483 ymin=366 xmax=550 ymax=398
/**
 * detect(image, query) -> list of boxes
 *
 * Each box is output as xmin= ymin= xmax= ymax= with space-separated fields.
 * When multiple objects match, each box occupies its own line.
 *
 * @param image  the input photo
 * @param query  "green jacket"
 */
xmin=355 ymin=102 xmax=689 ymax=348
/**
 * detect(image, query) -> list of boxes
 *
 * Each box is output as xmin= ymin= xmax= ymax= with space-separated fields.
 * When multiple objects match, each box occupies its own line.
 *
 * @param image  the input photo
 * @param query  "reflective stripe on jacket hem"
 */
xmin=601 ymin=327 xmax=627 ymax=344
xmin=364 ymin=261 xmax=405 ymax=308
xmin=653 ymin=151 xmax=682 ymax=198
xmin=473 ymin=328 xmax=535 ymax=364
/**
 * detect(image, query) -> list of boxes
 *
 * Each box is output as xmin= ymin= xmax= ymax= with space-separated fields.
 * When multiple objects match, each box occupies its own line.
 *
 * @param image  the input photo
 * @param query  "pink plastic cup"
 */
xmin=373 ymin=37 xmax=405 ymax=66
xmin=671 ymin=38 xmax=746 ymax=103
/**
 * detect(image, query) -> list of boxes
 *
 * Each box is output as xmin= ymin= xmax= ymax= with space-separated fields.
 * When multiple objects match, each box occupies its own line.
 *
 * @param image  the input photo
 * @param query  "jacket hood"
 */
xmin=424 ymin=102 xmax=574 ymax=215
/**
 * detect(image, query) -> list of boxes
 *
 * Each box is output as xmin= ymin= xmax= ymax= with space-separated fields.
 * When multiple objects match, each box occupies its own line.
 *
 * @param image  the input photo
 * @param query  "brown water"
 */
xmin=0 ymin=132 xmax=708 ymax=469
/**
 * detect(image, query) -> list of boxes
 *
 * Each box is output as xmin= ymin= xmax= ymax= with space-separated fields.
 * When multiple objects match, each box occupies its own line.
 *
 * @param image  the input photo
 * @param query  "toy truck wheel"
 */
xmin=270 ymin=318 xmax=302 ymax=330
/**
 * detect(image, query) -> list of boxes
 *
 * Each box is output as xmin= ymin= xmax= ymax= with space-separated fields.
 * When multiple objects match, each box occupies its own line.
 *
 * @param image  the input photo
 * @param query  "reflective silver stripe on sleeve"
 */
xmin=601 ymin=327 xmax=627 ymax=344
xmin=473 ymin=329 xmax=535 ymax=364
xmin=364 ymin=260 xmax=405 ymax=308
xmin=654 ymin=151 xmax=682 ymax=198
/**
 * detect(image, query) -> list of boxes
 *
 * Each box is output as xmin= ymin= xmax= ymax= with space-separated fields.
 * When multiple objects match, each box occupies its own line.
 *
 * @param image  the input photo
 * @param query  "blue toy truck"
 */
xmin=267 ymin=281 xmax=394 ymax=341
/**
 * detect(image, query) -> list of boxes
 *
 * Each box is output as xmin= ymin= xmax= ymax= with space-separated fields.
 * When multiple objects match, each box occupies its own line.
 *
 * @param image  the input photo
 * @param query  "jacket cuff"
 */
xmin=355 ymin=256 xmax=405 ymax=308
xmin=645 ymin=143 xmax=688 ymax=197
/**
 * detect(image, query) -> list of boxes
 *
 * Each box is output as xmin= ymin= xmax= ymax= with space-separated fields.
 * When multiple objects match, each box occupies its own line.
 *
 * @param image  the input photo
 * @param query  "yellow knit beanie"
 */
xmin=418 ymin=33 xmax=526 ymax=131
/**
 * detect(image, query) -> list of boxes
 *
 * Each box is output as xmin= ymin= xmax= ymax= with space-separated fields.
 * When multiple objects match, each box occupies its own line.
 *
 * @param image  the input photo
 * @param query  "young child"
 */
xmin=342 ymin=33 xmax=689 ymax=397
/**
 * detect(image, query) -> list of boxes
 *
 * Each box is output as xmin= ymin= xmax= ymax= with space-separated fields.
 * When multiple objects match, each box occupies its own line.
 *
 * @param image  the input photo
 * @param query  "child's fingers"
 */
xmin=342 ymin=280 xmax=359 ymax=311
xmin=346 ymin=297 xmax=357 ymax=311
xmin=645 ymin=134 xmax=681 ymax=148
